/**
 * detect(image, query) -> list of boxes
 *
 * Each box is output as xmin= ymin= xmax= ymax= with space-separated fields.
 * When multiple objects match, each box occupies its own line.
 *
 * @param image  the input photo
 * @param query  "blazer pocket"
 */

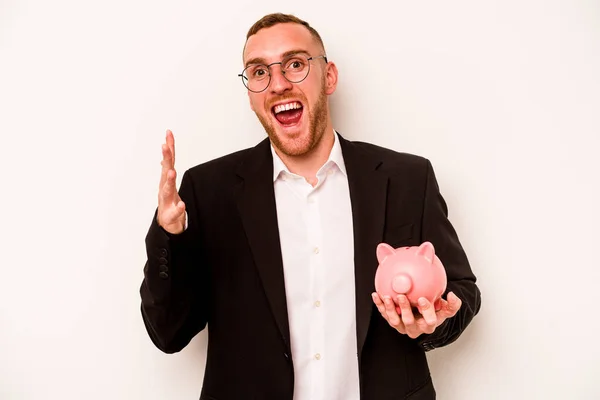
xmin=384 ymin=223 xmax=414 ymax=248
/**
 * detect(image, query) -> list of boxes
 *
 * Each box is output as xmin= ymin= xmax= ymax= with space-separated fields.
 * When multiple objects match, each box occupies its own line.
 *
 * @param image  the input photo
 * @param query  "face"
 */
xmin=243 ymin=23 xmax=337 ymax=157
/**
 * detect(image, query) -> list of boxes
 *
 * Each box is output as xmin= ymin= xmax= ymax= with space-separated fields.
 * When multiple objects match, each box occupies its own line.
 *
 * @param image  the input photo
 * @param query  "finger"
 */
xmin=383 ymin=296 xmax=402 ymax=327
xmin=166 ymin=129 xmax=175 ymax=164
xmin=160 ymin=199 xmax=186 ymax=225
xmin=416 ymin=317 xmax=436 ymax=335
xmin=372 ymin=292 xmax=384 ymax=307
xmin=373 ymin=294 xmax=399 ymax=328
xmin=397 ymin=295 xmax=415 ymax=326
xmin=445 ymin=292 xmax=462 ymax=316
xmin=373 ymin=293 xmax=408 ymax=334
xmin=159 ymin=144 xmax=173 ymax=187
xmin=162 ymin=142 xmax=173 ymax=168
xmin=417 ymin=298 xmax=438 ymax=328
xmin=371 ymin=292 xmax=385 ymax=312
xmin=434 ymin=298 xmax=451 ymax=317
xmin=159 ymin=136 xmax=175 ymax=186
xmin=160 ymin=169 xmax=179 ymax=205
xmin=381 ymin=295 xmax=407 ymax=333
xmin=372 ymin=292 xmax=387 ymax=316
xmin=163 ymin=198 xmax=186 ymax=217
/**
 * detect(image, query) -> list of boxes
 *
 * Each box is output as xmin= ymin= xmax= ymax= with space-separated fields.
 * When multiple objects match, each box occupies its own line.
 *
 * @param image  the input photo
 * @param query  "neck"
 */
xmin=274 ymin=123 xmax=335 ymax=187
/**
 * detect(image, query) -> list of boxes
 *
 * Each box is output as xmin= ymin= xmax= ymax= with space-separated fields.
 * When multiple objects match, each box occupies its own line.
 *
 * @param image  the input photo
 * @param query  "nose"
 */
xmin=269 ymin=64 xmax=293 ymax=94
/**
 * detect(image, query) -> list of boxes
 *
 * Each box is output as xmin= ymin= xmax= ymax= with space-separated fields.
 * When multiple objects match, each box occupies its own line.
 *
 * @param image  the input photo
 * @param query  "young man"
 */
xmin=140 ymin=13 xmax=481 ymax=400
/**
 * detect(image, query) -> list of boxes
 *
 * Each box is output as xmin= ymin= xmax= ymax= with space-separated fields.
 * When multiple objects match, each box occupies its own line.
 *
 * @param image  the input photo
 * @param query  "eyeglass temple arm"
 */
xmin=310 ymin=55 xmax=328 ymax=63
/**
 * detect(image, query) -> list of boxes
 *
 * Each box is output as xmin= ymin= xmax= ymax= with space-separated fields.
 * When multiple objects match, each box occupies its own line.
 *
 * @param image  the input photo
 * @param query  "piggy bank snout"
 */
xmin=391 ymin=273 xmax=412 ymax=294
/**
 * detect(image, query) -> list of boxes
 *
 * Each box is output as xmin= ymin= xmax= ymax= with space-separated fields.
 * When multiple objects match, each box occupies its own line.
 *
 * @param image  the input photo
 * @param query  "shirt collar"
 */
xmin=271 ymin=129 xmax=347 ymax=182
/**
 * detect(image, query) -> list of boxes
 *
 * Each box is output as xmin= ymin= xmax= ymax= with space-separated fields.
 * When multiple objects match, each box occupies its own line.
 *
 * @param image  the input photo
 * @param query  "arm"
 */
xmin=139 ymin=131 xmax=210 ymax=353
xmin=415 ymin=159 xmax=482 ymax=350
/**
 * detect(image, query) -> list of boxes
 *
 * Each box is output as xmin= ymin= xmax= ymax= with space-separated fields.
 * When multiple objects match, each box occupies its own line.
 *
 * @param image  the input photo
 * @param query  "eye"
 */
xmin=246 ymin=65 xmax=268 ymax=80
xmin=284 ymin=58 xmax=306 ymax=71
xmin=253 ymin=67 xmax=268 ymax=77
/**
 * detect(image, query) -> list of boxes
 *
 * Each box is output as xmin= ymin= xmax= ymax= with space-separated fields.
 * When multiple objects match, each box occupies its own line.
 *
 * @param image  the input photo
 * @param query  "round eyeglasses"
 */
xmin=239 ymin=54 xmax=328 ymax=93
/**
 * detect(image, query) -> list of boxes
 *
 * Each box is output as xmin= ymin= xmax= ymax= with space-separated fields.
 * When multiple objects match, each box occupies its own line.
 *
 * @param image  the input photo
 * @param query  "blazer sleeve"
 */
xmin=416 ymin=160 xmax=482 ymax=351
xmin=139 ymin=169 xmax=210 ymax=353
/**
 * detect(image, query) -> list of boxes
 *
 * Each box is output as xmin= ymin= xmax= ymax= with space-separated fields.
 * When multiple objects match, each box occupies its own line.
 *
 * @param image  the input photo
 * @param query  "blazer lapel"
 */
xmin=234 ymin=138 xmax=291 ymax=353
xmin=338 ymin=134 xmax=388 ymax=358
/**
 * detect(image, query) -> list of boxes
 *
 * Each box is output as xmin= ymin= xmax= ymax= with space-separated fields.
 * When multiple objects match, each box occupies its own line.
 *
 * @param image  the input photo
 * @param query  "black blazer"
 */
xmin=140 ymin=132 xmax=482 ymax=400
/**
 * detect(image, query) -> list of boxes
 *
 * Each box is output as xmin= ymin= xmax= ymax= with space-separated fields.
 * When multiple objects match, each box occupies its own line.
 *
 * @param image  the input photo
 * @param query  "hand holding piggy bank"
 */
xmin=374 ymin=241 xmax=447 ymax=314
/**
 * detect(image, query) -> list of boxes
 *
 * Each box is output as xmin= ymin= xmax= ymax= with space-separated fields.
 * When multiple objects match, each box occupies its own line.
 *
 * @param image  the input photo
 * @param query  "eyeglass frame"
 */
xmin=238 ymin=54 xmax=328 ymax=93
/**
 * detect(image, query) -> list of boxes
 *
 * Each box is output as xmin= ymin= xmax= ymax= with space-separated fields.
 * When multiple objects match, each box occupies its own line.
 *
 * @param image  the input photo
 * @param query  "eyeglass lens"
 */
xmin=241 ymin=54 xmax=312 ymax=92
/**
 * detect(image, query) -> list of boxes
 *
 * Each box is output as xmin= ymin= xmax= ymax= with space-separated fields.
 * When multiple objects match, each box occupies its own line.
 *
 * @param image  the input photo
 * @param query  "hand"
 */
xmin=157 ymin=129 xmax=186 ymax=234
xmin=371 ymin=291 xmax=462 ymax=339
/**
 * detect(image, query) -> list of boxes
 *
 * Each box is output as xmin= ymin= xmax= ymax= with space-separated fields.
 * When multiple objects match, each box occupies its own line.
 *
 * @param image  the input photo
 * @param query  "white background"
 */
xmin=1 ymin=0 xmax=599 ymax=399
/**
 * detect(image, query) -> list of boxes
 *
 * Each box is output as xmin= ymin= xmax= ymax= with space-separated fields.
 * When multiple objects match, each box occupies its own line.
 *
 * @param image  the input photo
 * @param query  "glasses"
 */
xmin=239 ymin=54 xmax=328 ymax=93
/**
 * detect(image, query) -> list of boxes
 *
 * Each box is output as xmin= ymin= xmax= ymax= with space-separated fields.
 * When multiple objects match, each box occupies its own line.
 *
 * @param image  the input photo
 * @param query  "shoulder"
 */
xmin=343 ymin=137 xmax=432 ymax=174
xmin=183 ymin=138 xmax=269 ymax=182
xmin=186 ymin=148 xmax=252 ymax=176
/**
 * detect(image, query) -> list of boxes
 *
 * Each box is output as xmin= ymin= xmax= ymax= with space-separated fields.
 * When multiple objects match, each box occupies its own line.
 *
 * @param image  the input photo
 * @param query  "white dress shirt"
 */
xmin=271 ymin=130 xmax=360 ymax=400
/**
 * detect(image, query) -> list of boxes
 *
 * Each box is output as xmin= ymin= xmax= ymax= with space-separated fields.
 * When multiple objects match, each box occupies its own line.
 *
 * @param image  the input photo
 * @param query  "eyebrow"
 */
xmin=244 ymin=49 xmax=311 ymax=68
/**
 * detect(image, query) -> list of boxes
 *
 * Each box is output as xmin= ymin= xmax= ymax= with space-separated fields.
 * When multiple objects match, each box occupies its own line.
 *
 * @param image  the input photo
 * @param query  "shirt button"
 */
xmin=313 ymin=247 xmax=319 ymax=254
xmin=314 ymin=353 xmax=321 ymax=360
xmin=314 ymin=300 xmax=321 ymax=307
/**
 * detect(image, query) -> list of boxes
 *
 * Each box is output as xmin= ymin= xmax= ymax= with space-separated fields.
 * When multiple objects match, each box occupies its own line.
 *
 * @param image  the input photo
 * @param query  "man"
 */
xmin=140 ymin=13 xmax=481 ymax=400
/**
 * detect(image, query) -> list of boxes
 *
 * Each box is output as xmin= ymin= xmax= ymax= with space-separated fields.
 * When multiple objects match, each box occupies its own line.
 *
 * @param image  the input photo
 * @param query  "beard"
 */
xmin=255 ymin=84 xmax=328 ymax=157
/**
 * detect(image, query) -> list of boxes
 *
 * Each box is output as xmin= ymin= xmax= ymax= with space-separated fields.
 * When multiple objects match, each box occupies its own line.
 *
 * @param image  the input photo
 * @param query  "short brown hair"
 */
xmin=245 ymin=13 xmax=326 ymax=53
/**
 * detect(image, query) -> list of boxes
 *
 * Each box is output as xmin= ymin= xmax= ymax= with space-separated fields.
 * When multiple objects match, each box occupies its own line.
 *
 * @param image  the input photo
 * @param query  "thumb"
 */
xmin=445 ymin=292 xmax=462 ymax=315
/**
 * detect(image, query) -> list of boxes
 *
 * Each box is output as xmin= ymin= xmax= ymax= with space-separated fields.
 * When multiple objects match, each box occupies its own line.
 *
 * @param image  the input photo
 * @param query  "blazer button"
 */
xmin=283 ymin=352 xmax=290 ymax=360
xmin=159 ymin=271 xmax=169 ymax=279
xmin=159 ymin=265 xmax=168 ymax=273
xmin=159 ymin=257 xmax=168 ymax=265
xmin=159 ymin=249 xmax=168 ymax=257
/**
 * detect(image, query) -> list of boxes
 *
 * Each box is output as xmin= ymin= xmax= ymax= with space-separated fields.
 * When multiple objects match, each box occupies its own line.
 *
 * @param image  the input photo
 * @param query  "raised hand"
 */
xmin=157 ymin=129 xmax=186 ymax=234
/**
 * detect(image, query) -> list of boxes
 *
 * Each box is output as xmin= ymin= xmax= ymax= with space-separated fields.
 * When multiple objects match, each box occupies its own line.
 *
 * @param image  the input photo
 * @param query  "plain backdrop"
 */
xmin=1 ymin=0 xmax=599 ymax=399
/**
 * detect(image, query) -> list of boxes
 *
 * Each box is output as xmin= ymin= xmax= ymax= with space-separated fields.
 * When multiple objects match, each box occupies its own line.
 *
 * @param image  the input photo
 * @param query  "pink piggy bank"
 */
xmin=374 ymin=241 xmax=447 ymax=314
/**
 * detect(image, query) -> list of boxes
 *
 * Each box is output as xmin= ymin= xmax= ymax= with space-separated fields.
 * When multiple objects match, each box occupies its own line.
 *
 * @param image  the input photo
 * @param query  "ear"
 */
xmin=376 ymin=243 xmax=395 ymax=264
xmin=416 ymin=241 xmax=435 ymax=263
xmin=324 ymin=61 xmax=338 ymax=95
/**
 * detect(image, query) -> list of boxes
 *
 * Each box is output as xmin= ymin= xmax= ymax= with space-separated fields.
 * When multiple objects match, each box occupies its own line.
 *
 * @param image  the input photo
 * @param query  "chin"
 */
xmin=271 ymin=126 xmax=314 ymax=157
xmin=258 ymin=111 xmax=313 ymax=157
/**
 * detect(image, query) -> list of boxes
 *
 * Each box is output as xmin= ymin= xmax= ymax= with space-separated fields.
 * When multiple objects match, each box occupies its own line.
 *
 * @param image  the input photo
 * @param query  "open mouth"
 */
xmin=272 ymin=101 xmax=303 ymax=127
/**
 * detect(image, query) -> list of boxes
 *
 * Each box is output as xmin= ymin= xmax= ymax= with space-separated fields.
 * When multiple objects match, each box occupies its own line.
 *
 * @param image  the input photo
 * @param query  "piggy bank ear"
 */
xmin=416 ymin=241 xmax=435 ymax=263
xmin=376 ymin=243 xmax=396 ymax=263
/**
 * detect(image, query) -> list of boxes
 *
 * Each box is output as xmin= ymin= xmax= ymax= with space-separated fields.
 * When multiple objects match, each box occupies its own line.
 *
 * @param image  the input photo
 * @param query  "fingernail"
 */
xmin=418 ymin=298 xmax=427 ymax=307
